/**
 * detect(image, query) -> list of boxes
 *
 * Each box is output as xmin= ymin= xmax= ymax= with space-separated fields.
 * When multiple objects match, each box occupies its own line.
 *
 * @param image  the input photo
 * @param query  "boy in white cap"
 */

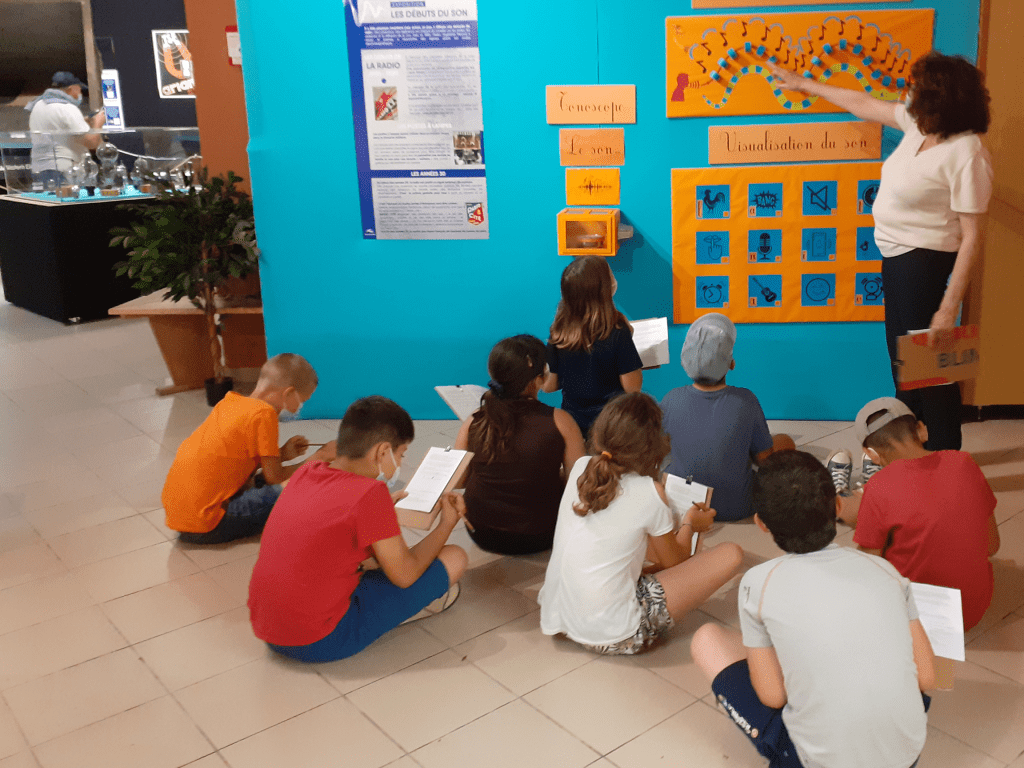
xmin=660 ymin=313 xmax=794 ymax=522
xmin=834 ymin=397 xmax=999 ymax=630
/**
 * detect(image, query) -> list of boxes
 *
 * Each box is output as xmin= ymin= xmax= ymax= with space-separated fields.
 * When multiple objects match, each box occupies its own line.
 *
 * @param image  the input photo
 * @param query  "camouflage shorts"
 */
xmin=581 ymin=574 xmax=674 ymax=656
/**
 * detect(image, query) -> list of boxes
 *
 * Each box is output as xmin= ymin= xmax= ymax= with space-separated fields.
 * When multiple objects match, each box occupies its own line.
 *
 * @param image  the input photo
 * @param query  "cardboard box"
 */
xmin=897 ymin=325 xmax=980 ymax=391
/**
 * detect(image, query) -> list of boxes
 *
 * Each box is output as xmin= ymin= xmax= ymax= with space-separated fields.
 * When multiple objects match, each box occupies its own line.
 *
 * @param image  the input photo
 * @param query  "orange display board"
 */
xmin=667 ymin=10 xmax=934 ymax=118
xmin=672 ymin=162 xmax=885 ymax=324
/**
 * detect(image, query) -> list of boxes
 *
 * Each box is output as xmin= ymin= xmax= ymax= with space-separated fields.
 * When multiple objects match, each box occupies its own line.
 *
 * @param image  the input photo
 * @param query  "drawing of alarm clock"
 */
xmin=861 ymin=275 xmax=884 ymax=301
xmin=701 ymin=283 xmax=724 ymax=304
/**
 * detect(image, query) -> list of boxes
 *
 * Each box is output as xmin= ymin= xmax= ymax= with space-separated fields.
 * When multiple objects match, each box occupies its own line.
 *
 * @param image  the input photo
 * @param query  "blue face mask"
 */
xmin=279 ymin=391 xmax=303 ymax=423
xmin=377 ymin=447 xmax=402 ymax=490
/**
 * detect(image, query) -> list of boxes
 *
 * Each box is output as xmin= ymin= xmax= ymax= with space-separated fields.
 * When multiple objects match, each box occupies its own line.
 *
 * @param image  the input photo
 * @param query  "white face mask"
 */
xmin=376 ymin=447 xmax=402 ymax=490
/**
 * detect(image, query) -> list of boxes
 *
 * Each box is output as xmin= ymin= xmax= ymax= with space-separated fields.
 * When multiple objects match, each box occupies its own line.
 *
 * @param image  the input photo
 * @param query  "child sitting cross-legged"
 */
xmin=247 ymin=396 xmax=467 ymax=663
xmin=539 ymin=392 xmax=743 ymax=655
xmin=660 ymin=313 xmax=795 ymax=522
xmin=162 ymin=353 xmax=328 ymax=544
xmin=830 ymin=397 xmax=999 ymax=631
xmin=691 ymin=450 xmax=935 ymax=768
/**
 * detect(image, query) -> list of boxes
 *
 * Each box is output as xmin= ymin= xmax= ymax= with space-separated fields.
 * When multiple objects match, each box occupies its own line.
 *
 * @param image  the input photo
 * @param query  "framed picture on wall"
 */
xmin=152 ymin=29 xmax=195 ymax=99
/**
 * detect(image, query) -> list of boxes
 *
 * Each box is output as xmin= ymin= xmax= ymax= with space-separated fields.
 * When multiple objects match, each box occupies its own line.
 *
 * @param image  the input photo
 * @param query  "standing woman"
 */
xmin=770 ymin=53 xmax=993 ymax=450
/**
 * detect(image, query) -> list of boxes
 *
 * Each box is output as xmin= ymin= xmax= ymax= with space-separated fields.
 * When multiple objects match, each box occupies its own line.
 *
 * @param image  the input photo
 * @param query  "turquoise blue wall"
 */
xmin=234 ymin=0 xmax=979 ymax=420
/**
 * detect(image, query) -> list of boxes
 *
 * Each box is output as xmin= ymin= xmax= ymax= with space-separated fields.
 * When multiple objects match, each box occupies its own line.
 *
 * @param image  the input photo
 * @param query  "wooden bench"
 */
xmin=109 ymin=291 xmax=267 ymax=395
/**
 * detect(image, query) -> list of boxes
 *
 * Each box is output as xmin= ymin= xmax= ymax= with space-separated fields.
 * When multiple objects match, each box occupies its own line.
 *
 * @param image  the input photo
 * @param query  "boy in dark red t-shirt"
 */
xmin=248 ymin=396 xmax=468 ymax=662
xmin=839 ymin=397 xmax=999 ymax=631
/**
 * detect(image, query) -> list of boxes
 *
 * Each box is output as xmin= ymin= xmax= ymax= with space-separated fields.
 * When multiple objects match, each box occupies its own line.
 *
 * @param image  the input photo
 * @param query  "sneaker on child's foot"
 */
xmin=860 ymin=453 xmax=882 ymax=486
xmin=400 ymin=583 xmax=461 ymax=625
xmin=826 ymin=449 xmax=853 ymax=496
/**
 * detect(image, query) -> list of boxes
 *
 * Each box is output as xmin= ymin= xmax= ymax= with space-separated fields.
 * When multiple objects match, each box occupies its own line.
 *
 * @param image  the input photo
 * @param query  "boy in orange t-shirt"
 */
xmin=162 ymin=353 xmax=331 ymax=544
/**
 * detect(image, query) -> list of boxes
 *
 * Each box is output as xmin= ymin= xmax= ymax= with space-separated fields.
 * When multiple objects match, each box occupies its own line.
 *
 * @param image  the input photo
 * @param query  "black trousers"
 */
xmin=881 ymin=248 xmax=963 ymax=451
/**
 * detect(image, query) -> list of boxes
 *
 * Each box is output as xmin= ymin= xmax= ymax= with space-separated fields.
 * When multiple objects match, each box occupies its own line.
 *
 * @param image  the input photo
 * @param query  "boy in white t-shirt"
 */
xmin=691 ymin=450 xmax=935 ymax=768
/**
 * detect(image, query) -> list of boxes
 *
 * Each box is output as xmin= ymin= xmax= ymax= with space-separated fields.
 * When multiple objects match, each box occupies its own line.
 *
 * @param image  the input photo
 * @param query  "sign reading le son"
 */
xmin=547 ymin=85 xmax=636 ymax=125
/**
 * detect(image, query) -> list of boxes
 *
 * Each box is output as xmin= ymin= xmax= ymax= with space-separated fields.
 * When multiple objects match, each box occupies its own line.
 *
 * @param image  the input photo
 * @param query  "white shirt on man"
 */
xmin=539 ymin=456 xmax=675 ymax=646
xmin=872 ymin=103 xmax=993 ymax=258
xmin=739 ymin=545 xmax=927 ymax=768
xmin=29 ymin=100 xmax=90 ymax=173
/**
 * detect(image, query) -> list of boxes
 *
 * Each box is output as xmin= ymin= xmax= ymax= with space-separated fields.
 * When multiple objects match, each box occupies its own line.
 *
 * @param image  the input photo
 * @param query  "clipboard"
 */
xmin=664 ymin=474 xmax=713 ymax=556
xmin=434 ymin=385 xmax=488 ymax=421
xmin=395 ymin=447 xmax=475 ymax=530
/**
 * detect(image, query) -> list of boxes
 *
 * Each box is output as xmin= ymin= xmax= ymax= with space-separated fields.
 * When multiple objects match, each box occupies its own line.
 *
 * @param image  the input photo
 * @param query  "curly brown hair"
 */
xmin=907 ymin=51 xmax=990 ymax=139
xmin=573 ymin=392 xmax=671 ymax=516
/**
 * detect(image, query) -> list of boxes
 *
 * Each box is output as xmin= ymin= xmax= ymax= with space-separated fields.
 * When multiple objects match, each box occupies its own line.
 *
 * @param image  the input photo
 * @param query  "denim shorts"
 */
xmin=268 ymin=559 xmax=450 ymax=663
xmin=178 ymin=484 xmax=282 ymax=545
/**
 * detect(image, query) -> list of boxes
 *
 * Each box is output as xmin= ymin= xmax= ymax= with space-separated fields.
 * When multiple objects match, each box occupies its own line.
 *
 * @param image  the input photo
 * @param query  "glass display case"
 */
xmin=0 ymin=127 xmax=201 ymax=203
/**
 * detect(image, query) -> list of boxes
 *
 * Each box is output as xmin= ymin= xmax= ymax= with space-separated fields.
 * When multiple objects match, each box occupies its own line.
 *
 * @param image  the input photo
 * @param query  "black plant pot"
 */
xmin=204 ymin=377 xmax=234 ymax=406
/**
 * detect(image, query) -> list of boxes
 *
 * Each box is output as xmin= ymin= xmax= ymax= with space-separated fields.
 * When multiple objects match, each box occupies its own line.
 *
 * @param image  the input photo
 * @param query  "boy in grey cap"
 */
xmin=659 ymin=313 xmax=794 ymax=522
xmin=835 ymin=397 xmax=999 ymax=630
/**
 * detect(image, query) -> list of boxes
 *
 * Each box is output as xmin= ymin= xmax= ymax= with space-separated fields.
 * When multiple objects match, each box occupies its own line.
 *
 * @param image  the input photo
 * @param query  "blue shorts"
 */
xmin=712 ymin=660 xmax=931 ymax=768
xmin=268 ymin=559 xmax=450 ymax=663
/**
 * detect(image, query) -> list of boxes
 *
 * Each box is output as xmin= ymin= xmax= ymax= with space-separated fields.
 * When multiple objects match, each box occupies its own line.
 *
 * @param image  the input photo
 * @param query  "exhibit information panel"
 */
xmin=344 ymin=0 xmax=489 ymax=240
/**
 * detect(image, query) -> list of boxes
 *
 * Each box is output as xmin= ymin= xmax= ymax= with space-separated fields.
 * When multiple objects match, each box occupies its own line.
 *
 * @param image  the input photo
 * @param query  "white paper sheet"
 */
xmin=435 ymin=384 xmax=487 ymax=422
xmin=665 ymin=473 xmax=712 ymax=556
xmin=632 ymin=317 xmax=670 ymax=369
xmin=911 ymin=582 xmax=965 ymax=661
xmin=399 ymin=447 xmax=469 ymax=513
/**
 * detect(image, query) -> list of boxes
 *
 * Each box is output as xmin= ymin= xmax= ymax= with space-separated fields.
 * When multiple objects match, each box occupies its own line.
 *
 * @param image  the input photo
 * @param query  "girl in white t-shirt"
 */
xmin=538 ymin=392 xmax=743 ymax=655
xmin=769 ymin=52 xmax=993 ymax=452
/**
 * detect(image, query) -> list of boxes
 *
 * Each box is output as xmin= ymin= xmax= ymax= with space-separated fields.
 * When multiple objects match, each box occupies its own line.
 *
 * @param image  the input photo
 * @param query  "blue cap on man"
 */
xmin=51 ymin=72 xmax=88 ymax=90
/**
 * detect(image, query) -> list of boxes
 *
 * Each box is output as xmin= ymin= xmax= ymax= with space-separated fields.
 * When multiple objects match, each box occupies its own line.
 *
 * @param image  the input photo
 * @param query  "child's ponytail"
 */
xmin=573 ymin=392 xmax=671 ymax=516
xmin=468 ymin=335 xmax=548 ymax=463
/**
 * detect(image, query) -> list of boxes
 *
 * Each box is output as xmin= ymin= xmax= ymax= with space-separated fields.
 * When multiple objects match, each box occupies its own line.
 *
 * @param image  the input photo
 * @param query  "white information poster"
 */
xmin=345 ymin=0 xmax=488 ymax=239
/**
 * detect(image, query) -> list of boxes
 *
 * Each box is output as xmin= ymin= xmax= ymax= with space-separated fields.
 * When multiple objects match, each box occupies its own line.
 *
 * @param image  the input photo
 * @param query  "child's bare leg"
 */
xmin=691 ymin=622 xmax=747 ymax=683
xmin=837 ymin=488 xmax=864 ymax=528
xmin=437 ymin=544 xmax=468 ymax=586
xmin=654 ymin=542 xmax=743 ymax=622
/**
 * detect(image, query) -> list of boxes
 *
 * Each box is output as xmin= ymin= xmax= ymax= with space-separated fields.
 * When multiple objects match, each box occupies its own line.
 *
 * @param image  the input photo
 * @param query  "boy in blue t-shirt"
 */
xmin=660 ymin=313 xmax=794 ymax=522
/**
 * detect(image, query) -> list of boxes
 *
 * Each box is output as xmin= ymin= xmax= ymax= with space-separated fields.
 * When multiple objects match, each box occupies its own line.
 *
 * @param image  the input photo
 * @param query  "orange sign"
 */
xmin=560 ymin=129 xmax=625 ymax=166
xmin=566 ymin=168 xmax=620 ymax=206
xmin=897 ymin=326 xmax=981 ymax=391
xmin=546 ymin=85 xmax=636 ymax=125
xmin=667 ymin=10 xmax=933 ymax=118
xmin=709 ymin=122 xmax=881 ymax=165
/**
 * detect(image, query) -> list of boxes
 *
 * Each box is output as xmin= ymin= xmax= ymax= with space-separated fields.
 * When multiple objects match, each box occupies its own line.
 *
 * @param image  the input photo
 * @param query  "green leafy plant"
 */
xmin=111 ymin=170 xmax=260 ymax=383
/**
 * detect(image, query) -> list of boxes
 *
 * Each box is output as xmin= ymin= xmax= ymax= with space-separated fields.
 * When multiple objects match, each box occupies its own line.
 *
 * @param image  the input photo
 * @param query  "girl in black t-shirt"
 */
xmin=455 ymin=335 xmax=585 ymax=554
xmin=543 ymin=256 xmax=644 ymax=439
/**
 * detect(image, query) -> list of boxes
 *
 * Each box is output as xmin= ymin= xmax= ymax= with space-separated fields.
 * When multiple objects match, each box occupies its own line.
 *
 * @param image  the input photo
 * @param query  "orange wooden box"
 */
xmin=557 ymin=207 xmax=620 ymax=257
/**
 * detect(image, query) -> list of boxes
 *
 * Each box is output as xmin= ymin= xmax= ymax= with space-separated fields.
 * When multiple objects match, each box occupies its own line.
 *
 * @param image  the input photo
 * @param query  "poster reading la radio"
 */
xmin=345 ymin=0 xmax=488 ymax=240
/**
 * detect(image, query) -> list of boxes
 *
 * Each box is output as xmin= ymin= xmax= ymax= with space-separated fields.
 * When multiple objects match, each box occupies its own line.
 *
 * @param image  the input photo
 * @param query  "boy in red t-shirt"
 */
xmin=248 ymin=396 xmax=468 ymax=662
xmin=836 ymin=397 xmax=999 ymax=630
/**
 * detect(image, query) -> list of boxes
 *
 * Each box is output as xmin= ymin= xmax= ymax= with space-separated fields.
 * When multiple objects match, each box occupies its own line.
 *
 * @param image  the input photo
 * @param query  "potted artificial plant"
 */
xmin=111 ymin=170 xmax=261 ymax=405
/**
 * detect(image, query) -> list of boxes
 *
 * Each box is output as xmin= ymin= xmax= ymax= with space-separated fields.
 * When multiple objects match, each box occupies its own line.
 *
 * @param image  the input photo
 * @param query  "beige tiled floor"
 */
xmin=1 ymin=290 xmax=1023 ymax=768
